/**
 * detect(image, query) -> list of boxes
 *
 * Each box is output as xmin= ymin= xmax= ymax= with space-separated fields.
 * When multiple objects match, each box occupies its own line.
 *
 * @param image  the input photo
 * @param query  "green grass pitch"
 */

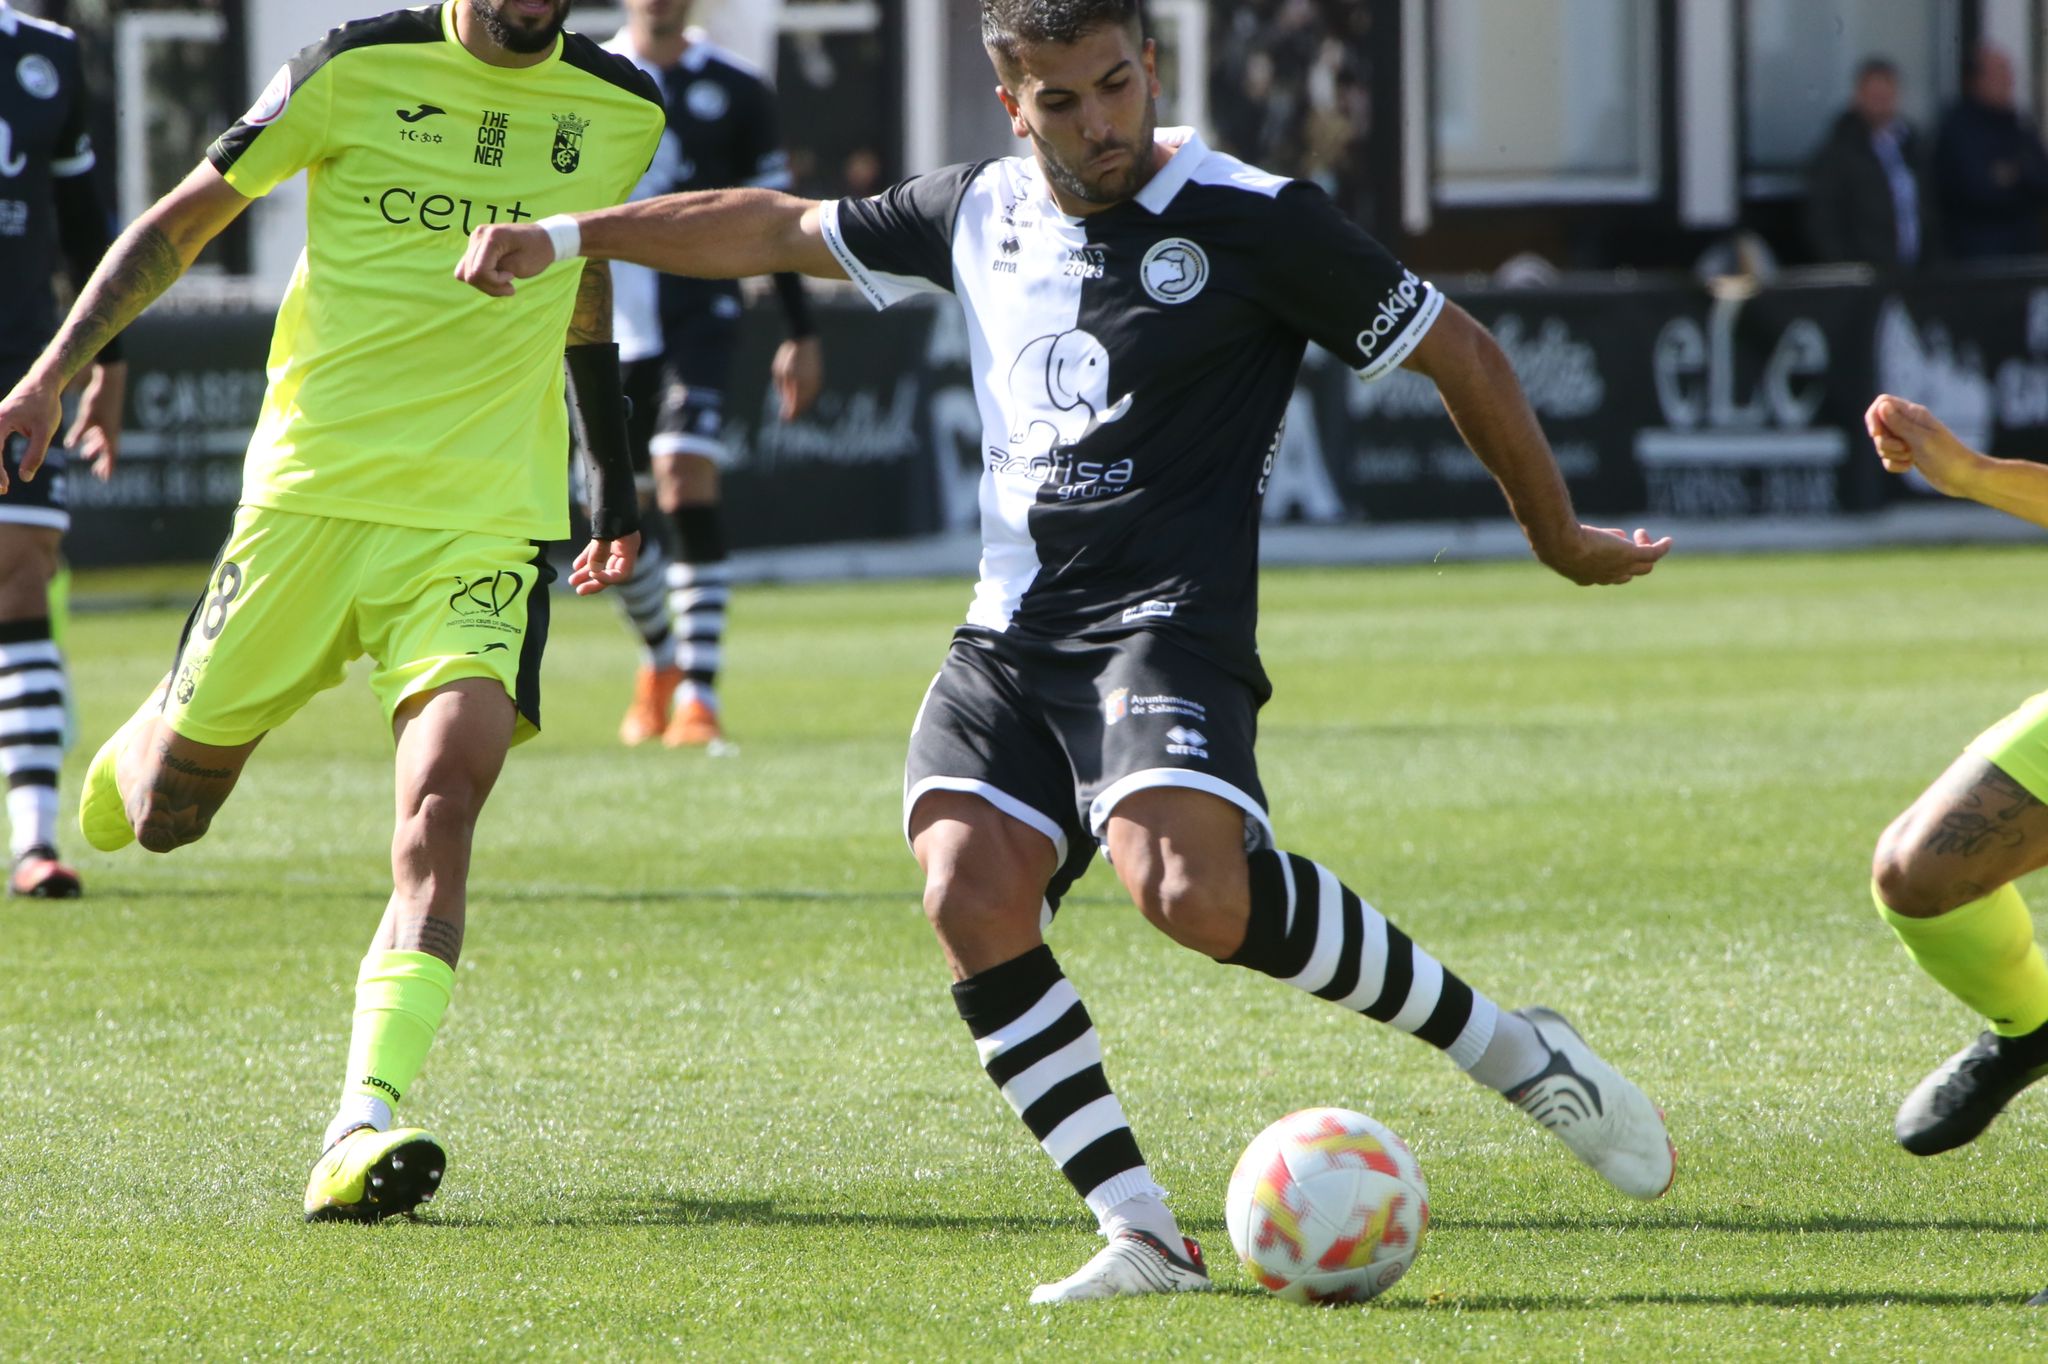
xmin=7 ymin=547 xmax=2048 ymax=1361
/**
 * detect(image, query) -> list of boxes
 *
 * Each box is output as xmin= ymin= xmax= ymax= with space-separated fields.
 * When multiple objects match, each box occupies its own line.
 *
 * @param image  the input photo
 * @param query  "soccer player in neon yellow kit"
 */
xmin=1867 ymin=397 xmax=2048 ymax=1228
xmin=0 ymin=0 xmax=663 ymax=1220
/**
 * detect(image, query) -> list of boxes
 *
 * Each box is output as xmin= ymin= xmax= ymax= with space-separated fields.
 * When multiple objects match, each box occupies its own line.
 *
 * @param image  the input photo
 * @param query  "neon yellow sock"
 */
xmin=344 ymin=950 xmax=455 ymax=1109
xmin=1877 ymin=882 xmax=2048 ymax=1036
xmin=48 ymin=561 xmax=70 ymax=649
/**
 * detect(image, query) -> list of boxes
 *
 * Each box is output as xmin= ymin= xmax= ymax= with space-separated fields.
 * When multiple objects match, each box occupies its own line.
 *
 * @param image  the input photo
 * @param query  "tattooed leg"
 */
xmin=1874 ymin=756 xmax=2048 ymax=918
xmin=121 ymin=721 xmax=260 ymax=854
xmin=375 ymin=679 xmax=516 ymax=968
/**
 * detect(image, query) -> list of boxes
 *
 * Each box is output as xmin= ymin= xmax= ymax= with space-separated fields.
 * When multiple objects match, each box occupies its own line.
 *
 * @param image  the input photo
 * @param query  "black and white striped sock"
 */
xmin=667 ymin=505 xmax=729 ymax=696
xmin=1226 ymin=849 xmax=1542 ymax=1085
xmin=614 ymin=531 xmax=674 ymax=666
xmin=0 ymin=619 xmax=66 ymax=858
xmin=952 ymin=945 xmax=1167 ymax=1224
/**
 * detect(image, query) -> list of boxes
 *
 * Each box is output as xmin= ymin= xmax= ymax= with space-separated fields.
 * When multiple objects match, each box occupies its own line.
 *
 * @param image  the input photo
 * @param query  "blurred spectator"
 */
xmin=1210 ymin=1 xmax=1374 ymax=223
xmin=1807 ymin=57 xmax=1933 ymax=269
xmin=1936 ymin=44 xmax=2048 ymax=261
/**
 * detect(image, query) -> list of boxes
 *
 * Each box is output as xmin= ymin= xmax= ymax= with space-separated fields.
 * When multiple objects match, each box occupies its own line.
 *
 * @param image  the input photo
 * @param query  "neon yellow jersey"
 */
xmin=205 ymin=2 xmax=664 ymax=540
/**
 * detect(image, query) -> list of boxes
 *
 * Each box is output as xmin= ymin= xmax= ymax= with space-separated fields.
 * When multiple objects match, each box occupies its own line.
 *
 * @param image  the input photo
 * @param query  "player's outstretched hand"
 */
xmin=1866 ymin=393 xmax=1984 ymax=497
xmin=0 ymin=373 xmax=64 ymax=494
xmin=456 ymin=223 xmax=557 ymax=297
xmin=1539 ymin=524 xmax=1673 ymax=586
xmin=65 ymin=361 xmax=126 ymax=481
xmin=773 ymin=336 xmax=824 ymax=422
xmin=569 ymin=531 xmax=642 ymax=597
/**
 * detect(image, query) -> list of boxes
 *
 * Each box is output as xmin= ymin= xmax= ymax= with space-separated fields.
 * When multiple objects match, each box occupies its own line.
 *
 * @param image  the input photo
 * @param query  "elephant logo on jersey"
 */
xmin=1141 ymin=238 xmax=1209 ymax=305
xmin=1004 ymin=329 xmax=1133 ymax=458
xmin=550 ymin=112 xmax=588 ymax=173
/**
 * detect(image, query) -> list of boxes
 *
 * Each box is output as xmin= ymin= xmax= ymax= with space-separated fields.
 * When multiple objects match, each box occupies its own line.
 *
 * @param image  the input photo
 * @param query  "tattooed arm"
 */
xmin=562 ymin=259 xmax=641 ymax=595
xmin=567 ymin=259 xmax=611 ymax=347
xmin=0 ymin=160 xmax=252 ymax=490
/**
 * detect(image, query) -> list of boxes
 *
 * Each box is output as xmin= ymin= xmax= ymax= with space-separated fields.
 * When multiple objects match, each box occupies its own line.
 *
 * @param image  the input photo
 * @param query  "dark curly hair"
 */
xmin=980 ymin=0 xmax=1146 ymax=65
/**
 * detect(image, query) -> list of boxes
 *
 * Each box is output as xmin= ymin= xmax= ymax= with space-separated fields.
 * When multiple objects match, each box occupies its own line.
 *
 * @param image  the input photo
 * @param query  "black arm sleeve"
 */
xmin=772 ymin=271 xmax=816 ymax=339
xmin=52 ymin=173 xmax=123 ymax=365
xmin=1253 ymin=182 xmax=1442 ymax=381
xmin=566 ymin=343 xmax=639 ymax=540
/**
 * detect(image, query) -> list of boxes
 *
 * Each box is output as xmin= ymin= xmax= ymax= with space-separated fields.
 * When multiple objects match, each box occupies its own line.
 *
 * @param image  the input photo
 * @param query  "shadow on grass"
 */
xmin=1437 ymin=1213 xmax=2045 ymax=1235
xmin=424 ymin=1196 xmax=1091 ymax=1233
xmin=1379 ymin=1289 xmax=2033 ymax=1311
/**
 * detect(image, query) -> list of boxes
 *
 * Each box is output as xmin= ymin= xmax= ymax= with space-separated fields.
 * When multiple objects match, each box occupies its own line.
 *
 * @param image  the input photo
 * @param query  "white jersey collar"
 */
xmin=1133 ymin=127 xmax=1207 ymax=215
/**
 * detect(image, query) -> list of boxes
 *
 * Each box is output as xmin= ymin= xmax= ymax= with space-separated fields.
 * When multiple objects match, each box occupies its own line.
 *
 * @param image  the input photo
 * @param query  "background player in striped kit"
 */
xmin=0 ymin=1 xmax=124 ymax=899
xmin=601 ymin=0 xmax=824 ymax=751
xmin=458 ymin=0 xmax=1677 ymax=1306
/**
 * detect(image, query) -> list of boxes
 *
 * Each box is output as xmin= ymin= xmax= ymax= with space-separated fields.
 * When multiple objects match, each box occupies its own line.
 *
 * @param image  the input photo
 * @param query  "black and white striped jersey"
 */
xmin=822 ymin=129 xmax=1442 ymax=681
xmin=0 ymin=3 xmax=95 ymax=364
xmin=603 ymin=29 xmax=792 ymax=361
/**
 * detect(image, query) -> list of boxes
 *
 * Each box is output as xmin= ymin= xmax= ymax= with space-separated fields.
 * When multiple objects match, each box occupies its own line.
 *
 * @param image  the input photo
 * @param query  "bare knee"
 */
xmin=1126 ymin=861 xmax=1244 ymax=957
xmin=394 ymin=789 xmax=482 ymax=861
xmin=1873 ymin=815 xmax=1977 ymax=918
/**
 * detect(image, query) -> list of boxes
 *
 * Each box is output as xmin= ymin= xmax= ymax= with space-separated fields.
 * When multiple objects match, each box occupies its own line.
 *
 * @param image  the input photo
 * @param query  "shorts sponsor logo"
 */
xmin=1131 ymin=694 xmax=1205 ymax=721
xmin=1102 ymin=687 xmax=1128 ymax=726
xmin=450 ymin=571 xmax=524 ymax=635
xmin=1141 ymin=238 xmax=1209 ymax=305
xmin=243 ymin=64 xmax=292 ymax=128
xmin=1122 ymin=599 xmax=1176 ymax=623
xmin=1165 ymin=725 xmax=1209 ymax=759
xmin=17 ymin=54 xmax=59 ymax=100
xmin=1356 ymin=269 xmax=1425 ymax=363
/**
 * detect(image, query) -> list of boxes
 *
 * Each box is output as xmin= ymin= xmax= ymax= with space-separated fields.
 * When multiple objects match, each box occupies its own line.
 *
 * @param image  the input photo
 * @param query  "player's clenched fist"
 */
xmin=1865 ymin=393 xmax=1985 ymax=497
xmin=457 ymin=222 xmax=558 ymax=296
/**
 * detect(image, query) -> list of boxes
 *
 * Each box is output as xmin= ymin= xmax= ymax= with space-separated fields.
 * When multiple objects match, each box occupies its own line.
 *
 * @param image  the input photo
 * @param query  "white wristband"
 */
xmin=538 ymin=213 xmax=582 ymax=264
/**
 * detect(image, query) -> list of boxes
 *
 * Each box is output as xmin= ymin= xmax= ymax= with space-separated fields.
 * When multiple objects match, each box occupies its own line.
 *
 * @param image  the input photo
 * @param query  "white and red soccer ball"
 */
xmin=1225 ymin=1107 xmax=1428 ymax=1305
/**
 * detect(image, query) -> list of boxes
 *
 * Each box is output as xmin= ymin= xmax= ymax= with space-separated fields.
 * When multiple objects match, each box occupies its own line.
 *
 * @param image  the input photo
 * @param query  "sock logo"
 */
xmin=361 ymin=1075 xmax=402 ymax=1102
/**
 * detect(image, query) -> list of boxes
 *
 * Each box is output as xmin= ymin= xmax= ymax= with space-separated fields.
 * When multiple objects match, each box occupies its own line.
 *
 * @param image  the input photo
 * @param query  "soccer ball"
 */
xmin=1225 ymin=1107 xmax=1428 ymax=1305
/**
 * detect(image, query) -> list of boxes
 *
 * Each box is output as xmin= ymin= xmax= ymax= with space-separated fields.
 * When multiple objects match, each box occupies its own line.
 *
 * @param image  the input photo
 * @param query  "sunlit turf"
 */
xmin=7 ymin=548 xmax=2048 ymax=1360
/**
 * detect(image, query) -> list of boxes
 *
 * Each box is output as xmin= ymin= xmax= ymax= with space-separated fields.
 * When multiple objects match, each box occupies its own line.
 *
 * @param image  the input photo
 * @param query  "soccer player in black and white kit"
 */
xmin=0 ymin=1 xmax=124 ymax=899
xmin=601 ymin=0 xmax=823 ymax=750
xmin=461 ymin=0 xmax=1678 ymax=1303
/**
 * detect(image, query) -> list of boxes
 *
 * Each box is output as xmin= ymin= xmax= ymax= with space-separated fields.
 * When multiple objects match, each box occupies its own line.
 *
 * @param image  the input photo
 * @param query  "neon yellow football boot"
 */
xmin=78 ymin=715 xmax=139 ymax=852
xmin=303 ymin=1126 xmax=446 ymax=1223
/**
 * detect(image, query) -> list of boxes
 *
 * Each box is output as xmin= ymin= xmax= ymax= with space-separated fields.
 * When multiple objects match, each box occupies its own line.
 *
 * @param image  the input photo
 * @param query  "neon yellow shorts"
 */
xmin=161 ymin=505 xmax=554 ymax=747
xmin=1966 ymin=690 xmax=2048 ymax=802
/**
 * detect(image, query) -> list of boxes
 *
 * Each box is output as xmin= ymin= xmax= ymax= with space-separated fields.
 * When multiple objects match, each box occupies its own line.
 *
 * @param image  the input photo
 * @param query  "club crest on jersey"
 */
xmin=17 ymin=54 xmax=59 ymax=101
xmin=686 ymin=80 xmax=729 ymax=121
xmin=1141 ymin=238 xmax=1209 ymax=305
xmin=550 ymin=112 xmax=588 ymax=173
xmin=243 ymin=64 xmax=293 ymax=128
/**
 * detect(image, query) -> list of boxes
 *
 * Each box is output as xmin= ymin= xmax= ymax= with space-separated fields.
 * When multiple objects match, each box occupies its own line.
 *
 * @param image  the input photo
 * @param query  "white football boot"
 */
xmin=1028 ymin=1230 xmax=1213 ymax=1305
xmin=1504 ymin=1006 xmax=1676 ymax=1200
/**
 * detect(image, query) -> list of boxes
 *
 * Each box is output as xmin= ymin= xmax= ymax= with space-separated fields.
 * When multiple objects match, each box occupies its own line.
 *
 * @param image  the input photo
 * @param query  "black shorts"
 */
xmin=0 ymin=436 xmax=67 ymax=531
xmin=623 ymin=308 xmax=740 ymax=472
xmin=904 ymin=629 xmax=1273 ymax=910
xmin=0 ymin=359 xmax=68 ymax=532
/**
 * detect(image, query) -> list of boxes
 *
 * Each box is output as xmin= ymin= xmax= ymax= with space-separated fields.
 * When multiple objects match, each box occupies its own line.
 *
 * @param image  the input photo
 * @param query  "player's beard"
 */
xmin=470 ymin=0 xmax=569 ymax=54
xmin=1035 ymin=95 xmax=1161 ymax=207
